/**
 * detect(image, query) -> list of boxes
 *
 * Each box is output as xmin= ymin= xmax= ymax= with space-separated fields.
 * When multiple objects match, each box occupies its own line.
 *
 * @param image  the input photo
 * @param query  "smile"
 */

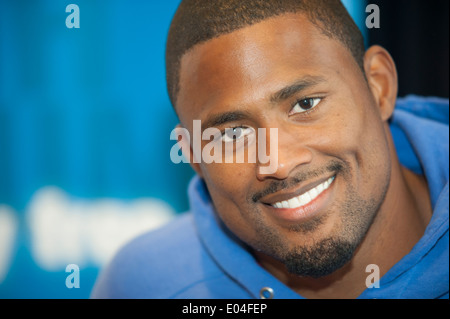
xmin=271 ymin=176 xmax=335 ymax=209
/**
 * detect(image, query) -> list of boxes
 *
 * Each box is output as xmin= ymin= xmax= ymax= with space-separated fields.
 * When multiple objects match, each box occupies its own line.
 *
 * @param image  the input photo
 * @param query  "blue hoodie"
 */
xmin=91 ymin=96 xmax=449 ymax=299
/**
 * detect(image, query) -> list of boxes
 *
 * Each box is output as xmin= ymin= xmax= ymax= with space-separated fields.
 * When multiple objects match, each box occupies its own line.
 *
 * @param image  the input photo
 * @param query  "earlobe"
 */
xmin=363 ymin=45 xmax=398 ymax=121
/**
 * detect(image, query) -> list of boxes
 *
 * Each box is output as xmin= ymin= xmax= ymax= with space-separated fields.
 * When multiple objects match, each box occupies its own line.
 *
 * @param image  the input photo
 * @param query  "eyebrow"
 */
xmin=201 ymin=111 xmax=250 ymax=131
xmin=201 ymin=75 xmax=327 ymax=131
xmin=270 ymin=75 xmax=327 ymax=103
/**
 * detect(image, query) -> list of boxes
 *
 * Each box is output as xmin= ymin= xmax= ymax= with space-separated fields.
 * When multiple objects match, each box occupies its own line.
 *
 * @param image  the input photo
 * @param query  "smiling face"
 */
xmin=176 ymin=13 xmax=393 ymax=278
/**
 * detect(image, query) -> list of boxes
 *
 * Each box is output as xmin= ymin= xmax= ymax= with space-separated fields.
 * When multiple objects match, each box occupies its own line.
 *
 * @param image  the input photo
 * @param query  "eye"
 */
xmin=289 ymin=97 xmax=322 ymax=115
xmin=221 ymin=126 xmax=255 ymax=143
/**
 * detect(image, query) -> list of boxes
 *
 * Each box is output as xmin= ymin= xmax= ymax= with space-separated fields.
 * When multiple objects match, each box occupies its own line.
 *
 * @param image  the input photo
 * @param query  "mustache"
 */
xmin=251 ymin=160 xmax=345 ymax=203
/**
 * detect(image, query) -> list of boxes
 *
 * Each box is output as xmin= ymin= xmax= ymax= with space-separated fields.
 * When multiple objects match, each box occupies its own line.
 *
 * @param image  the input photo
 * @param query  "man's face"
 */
xmin=176 ymin=13 xmax=392 ymax=277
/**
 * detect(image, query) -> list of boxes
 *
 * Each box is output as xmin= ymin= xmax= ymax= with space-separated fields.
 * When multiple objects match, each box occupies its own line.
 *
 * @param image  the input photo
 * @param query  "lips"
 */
xmin=260 ymin=174 xmax=337 ymax=223
xmin=271 ymin=176 xmax=335 ymax=209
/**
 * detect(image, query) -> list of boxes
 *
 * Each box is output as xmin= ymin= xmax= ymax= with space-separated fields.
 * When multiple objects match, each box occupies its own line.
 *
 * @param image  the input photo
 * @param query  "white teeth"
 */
xmin=288 ymin=197 xmax=300 ymax=208
xmin=271 ymin=176 xmax=335 ymax=209
xmin=316 ymin=183 xmax=324 ymax=193
xmin=298 ymin=193 xmax=309 ymax=206
xmin=302 ymin=192 xmax=311 ymax=203
xmin=309 ymin=188 xmax=318 ymax=200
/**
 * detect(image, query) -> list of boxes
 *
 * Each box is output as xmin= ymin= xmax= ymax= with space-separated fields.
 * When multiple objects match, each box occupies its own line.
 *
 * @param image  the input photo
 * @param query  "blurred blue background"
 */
xmin=5 ymin=0 xmax=436 ymax=299
xmin=0 ymin=0 xmax=195 ymax=298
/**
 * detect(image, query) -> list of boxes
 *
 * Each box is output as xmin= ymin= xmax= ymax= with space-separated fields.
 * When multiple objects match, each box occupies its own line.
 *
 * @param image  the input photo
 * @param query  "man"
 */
xmin=92 ymin=0 xmax=448 ymax=299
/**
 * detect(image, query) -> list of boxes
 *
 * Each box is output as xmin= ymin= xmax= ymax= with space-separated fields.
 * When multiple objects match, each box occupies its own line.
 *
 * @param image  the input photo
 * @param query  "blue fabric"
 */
xmin=91 ymin=96 xmax=449 ymax=299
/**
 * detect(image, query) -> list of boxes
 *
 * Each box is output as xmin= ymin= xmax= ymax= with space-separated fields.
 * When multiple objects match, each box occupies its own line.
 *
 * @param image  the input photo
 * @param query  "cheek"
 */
xmin=307 ymin=106 xmax=368 ymax=159
xmin=330 ymin=101 xmax=391 ymax=191
xmin=307 ymin=94 xmax=390 ymax=186
xmin=201 ymin=162 xmax=261 ymax=241
xmin=201 ymin=162 xmax=255 ymax=206
xmin=197 ymin=132 xmax=261 ymax=227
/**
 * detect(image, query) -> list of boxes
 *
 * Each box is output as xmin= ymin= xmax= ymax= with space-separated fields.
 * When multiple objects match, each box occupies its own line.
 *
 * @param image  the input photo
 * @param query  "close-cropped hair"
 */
xmin=165 ymin=0 xmax=365 ymax=108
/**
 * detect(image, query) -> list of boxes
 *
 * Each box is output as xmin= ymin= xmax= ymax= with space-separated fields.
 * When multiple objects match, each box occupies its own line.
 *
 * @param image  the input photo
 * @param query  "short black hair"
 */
xmin=165 ymin=0 xmax=365 ymax=108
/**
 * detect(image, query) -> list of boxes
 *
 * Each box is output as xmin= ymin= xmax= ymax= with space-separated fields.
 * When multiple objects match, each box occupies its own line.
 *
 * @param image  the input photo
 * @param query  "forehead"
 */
xmin=176 ymin=13 xmax=359 ymax=126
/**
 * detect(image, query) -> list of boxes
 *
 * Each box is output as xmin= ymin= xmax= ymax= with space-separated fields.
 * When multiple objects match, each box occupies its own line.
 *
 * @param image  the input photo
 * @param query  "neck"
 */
xmin=256 ymin=141 xmax=432 ymax=299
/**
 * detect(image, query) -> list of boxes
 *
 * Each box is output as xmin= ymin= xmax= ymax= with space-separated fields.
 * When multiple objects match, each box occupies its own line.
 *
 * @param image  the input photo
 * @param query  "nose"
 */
xmin=256 ymin=126 xmax=313 ymax=181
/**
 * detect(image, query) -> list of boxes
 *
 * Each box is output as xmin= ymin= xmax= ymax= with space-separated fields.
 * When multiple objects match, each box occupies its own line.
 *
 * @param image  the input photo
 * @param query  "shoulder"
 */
xmin=91 ymin=213 xmax=222 ymax=298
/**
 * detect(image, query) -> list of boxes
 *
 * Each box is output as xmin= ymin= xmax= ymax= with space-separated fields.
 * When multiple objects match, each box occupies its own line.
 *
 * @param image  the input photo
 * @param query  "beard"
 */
xmin=284 ymin=238 xmax=357 ymax=278
xmin=248 ymin=160 xmax=388 ymax=278
xmin=286 ymin=197 xmax=379 ymax=278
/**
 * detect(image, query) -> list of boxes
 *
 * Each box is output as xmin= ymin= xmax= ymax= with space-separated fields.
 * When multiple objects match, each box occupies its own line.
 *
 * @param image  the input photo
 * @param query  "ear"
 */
xmin=175 ymin=124 xmax=204 ymax=178
xmin=363 ymin=45 xmax=398 ymax=121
